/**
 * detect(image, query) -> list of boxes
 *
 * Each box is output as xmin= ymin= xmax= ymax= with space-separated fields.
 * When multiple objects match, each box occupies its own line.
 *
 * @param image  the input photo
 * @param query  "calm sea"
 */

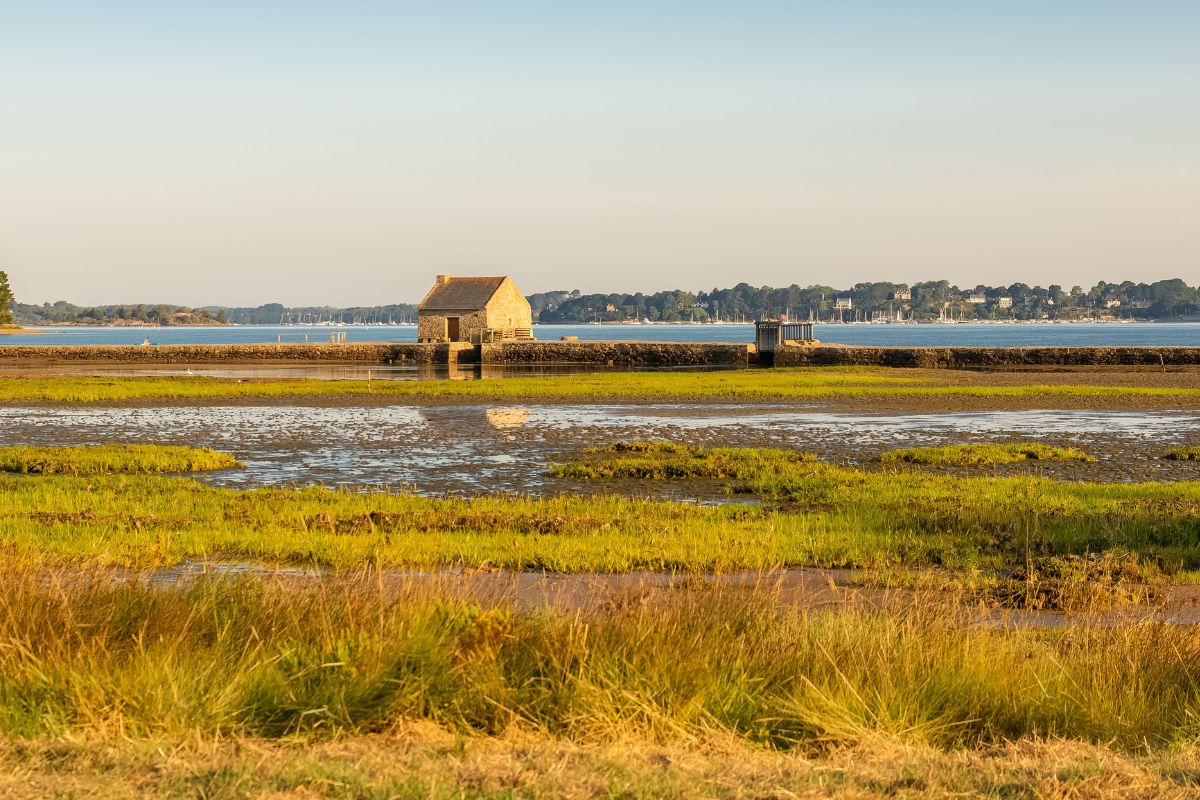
xmin=4 ymin=322 xmax=1199 ymax=348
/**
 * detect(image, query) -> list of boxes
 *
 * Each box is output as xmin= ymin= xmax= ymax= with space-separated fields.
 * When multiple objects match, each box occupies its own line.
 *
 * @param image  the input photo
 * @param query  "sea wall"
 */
xmin=774 ymin=344 xmax=1200 ymax=368
xmin=4 ymin=341 xmax=1200 ymax=369
xmin=480 ymin=341 xmax=755 ymax=367
xmin=0 ymin=340 xmax=751 ymax=367
xmin=0 ymin=343 xmax=478 ymax=365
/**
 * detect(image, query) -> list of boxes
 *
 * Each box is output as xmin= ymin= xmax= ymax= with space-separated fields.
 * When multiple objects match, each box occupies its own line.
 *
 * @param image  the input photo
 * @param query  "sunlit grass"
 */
xmin=3 ymin=461 xmax=1200 ymax=580
xmin=2 ymin=571 xmax=1200 ymax=754
xmin=1165 ymin=446 xmax=1200 ymax=461
xmin=550 ymin=441 xmax=817 ymax=480
xmin=0 ymin=445 xmax=242 ymax=475
xmin=879 ymin=442 xmax=1095 ymax=465
xmin=1 ymin=370 xmax=1198 ymax=404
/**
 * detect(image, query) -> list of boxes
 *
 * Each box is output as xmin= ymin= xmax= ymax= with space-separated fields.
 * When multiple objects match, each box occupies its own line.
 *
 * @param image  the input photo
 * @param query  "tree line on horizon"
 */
xmin=529 ymin=278 xmax=1200 ymax=323
xmin=5 ymin=275 xmax=1199 ymax=326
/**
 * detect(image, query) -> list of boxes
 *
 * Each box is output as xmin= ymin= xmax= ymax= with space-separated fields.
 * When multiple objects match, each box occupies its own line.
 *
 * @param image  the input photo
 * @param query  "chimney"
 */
xmin=435 ymin=274 xmax=452 ymax=286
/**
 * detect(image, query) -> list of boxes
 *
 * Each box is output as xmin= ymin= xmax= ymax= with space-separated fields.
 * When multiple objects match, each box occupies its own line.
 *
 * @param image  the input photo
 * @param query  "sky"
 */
xmin=1 ymin=1 xmax=1197 ymax=306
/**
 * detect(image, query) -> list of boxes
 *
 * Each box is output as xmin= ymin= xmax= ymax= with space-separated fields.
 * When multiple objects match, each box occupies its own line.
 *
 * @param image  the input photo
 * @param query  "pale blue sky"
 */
xmin=1 ymin=1 xmax=1197 ymax=304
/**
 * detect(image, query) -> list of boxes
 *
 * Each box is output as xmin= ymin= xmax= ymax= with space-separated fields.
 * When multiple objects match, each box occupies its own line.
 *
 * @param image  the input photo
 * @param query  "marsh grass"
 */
xmin=2 ymin=370 xmax=1199 ymax=404
xmin=3 ymin=570 xmax=1200 ymax=753
xmin=546 ymin=443 xmax=1200 ymax=580
xmin=1165 ymin=446 xmax=1200 ymax=461
xmin=551 ymin=441 xmax=816 ymax=480
xmin=0 ymin=445 xmax=242 ymax=475
xmin=4 ymin=464 xmax=1200 ymax=580
xmin=860 ymin=551 xmax=1160 ymax=612
xmin=879 ymin=442 xmax=1095 ymax=465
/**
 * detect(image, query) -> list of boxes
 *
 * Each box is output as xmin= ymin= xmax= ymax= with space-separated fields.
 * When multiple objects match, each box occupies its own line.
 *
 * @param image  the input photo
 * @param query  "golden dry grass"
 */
xmin=0 ymin=729 xmax=1196 ymax=799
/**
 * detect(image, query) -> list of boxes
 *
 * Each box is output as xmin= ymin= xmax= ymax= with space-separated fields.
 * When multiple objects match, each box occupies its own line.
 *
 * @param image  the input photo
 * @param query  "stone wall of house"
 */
xmin=417 ymin=308 xmax=489 ymax=343
xmin=481 ymin=341 xmax=755 ymax=366
xmin=483 ymin=279 xmax=533 ymax=333
xmin=773 ymin=344 xmax=1200 ymax=368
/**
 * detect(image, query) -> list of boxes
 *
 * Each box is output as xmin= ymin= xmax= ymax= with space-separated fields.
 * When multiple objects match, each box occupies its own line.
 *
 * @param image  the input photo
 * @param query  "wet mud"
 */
xmin=1 ymin=404 xmax=1199 ymax=493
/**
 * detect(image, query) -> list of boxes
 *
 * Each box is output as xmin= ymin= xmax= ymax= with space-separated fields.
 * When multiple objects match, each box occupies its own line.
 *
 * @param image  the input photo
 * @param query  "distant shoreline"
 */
xmin=0 ymin=326 xmax=46 ymax=335
xmin=13 ymin=319 xmax=1200 ymax=329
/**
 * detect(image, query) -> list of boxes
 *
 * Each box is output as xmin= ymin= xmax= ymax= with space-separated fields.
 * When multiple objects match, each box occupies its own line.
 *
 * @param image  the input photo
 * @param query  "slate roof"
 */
xmin=419 ymin=277 xmax=506 ymax=312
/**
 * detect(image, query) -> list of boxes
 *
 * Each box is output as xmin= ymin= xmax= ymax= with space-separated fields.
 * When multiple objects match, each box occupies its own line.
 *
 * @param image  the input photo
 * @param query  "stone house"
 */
xmin=417 ymin=275 xmax=534 ymax=344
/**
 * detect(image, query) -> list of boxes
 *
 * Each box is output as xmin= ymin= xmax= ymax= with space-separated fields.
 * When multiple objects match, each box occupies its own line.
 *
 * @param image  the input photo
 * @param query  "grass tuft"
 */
xmin=879 ymin=443 xmax=1095 ymax=466
xmin=0 ymin=445 xmax=242 ymax=475
xmin=1165 ymin=446 xmax=1200 ymax=461
xmin=551 ymin=442 xmax=816 ymax=481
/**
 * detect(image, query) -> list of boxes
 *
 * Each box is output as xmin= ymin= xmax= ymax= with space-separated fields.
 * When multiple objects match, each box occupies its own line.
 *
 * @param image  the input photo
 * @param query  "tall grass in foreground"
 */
xmin=0 ymin=445 xmax=242 ymax=475
xmin=3 ymin=571 xmax=1200 ymax=751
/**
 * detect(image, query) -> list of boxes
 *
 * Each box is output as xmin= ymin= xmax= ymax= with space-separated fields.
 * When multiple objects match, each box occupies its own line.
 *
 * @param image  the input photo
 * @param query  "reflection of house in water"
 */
xmin=486 ymin=407 xmax=529 ymax=430
xmin=416 ymin=405 xmax=530 ymax=448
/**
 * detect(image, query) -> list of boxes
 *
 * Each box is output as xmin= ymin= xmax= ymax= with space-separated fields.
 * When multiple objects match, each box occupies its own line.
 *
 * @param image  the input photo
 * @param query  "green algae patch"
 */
xmin=551 ymin=442 xmax=817 ymax=480
xmin=879 ymin=443 xmax=1095 ymax=466
xmin=0 ymin=445 xmax=243 ymax=476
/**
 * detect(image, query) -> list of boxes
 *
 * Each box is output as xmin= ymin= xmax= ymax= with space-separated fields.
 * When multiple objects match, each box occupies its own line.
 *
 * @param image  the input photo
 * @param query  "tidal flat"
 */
xmin=4 ymin=365 xmax=1200 ymax=797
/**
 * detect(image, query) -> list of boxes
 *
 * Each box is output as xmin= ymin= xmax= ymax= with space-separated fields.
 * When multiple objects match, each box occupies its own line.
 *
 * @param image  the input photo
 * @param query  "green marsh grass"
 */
xmin=5 ymin=465 xmax=1200 ymax=578
xmin=550 ymin=441 xmax=817 ymax=480
xmin=1165 ymin=446 xmax=1200 ymax=460
xmin=2 ymin=370 xmax=1199 ymax=404
xmin=4 ymin=570 xmax=1200 ymax=752
xmin=879 ymin=442 xmax=1095 ymax=465
xmin=0 ymin=444 xmax=242 ymax=475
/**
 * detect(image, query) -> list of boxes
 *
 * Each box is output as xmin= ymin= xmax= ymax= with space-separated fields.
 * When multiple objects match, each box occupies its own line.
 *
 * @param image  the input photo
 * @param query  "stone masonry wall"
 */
xmin=418 ymin=308 xmax=490 ymax=343
xmin=0 ymin=342 xmax=477 ymax=365
xmin=6 ymin=341 xmax=1200 ymax=369
xmin=482 ymin=341 xmax=755 ymax=366
xmin=484 ymin=280 xmax=534 ymax=333
xmin=774 ymin=344 xmax=1200 ymax=368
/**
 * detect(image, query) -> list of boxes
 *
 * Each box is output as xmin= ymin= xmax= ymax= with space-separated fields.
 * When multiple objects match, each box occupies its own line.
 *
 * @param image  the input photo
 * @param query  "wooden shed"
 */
xmin=417 ymin=275 xmax=533 ymax=344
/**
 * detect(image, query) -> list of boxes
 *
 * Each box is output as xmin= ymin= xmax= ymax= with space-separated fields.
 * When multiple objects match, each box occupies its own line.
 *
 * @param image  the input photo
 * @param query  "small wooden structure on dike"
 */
xmin=755 ymin=319 xmax=815 ymax=355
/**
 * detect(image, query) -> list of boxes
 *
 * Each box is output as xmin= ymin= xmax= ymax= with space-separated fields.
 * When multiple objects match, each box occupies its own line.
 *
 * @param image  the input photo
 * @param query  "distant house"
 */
xmin=834 ymin=297 xmax=853 ymax=310
xmin=417 ymin=275 xmax=533 ymax=344
xmin=890 ymin=287 xmax=912 ymax=301
xmin=997 ymin=296 xmax=1013 ymax=309
xmin=967 ymin=293 xmax=987 ymax=304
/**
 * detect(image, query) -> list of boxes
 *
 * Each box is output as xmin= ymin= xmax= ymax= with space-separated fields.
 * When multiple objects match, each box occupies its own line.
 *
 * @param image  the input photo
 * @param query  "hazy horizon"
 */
xmin=2 ymin=1 xmax=1197 ymax=306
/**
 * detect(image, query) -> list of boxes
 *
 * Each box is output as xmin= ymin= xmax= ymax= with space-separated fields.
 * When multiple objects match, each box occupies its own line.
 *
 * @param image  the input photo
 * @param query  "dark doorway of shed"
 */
xmin=447 ymin=317 xmax=460 ymax=341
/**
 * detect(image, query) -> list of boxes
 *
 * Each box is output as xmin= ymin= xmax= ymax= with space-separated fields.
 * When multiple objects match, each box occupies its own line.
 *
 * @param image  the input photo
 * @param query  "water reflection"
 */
xmin=486 ymin=407 xmax=529 ymax=430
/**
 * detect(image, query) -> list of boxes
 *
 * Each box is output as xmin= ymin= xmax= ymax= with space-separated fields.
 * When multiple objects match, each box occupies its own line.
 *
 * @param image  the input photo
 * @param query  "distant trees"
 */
xmin=10 ymin=301 xmax=226 ymax=327
xmin=0 ymin=271 xmax=13 ymax=325
xmin=527 ymin=277 xmax=1200 ymax=323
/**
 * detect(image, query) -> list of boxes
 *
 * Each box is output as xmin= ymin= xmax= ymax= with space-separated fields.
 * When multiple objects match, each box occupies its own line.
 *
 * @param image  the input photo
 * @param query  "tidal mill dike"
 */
xmin=3 ymin=340 xmax=1200 ymax=368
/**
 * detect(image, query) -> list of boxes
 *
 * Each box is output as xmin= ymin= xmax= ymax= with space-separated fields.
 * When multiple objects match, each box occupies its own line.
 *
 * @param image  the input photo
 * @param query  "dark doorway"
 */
xmin=446 ymin=317 xmax=460 ymax=341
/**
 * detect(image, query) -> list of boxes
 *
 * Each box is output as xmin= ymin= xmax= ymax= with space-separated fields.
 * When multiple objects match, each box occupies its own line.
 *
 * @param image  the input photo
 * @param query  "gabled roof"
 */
xmin=419 ymin=277 xmax=507 ymax=312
